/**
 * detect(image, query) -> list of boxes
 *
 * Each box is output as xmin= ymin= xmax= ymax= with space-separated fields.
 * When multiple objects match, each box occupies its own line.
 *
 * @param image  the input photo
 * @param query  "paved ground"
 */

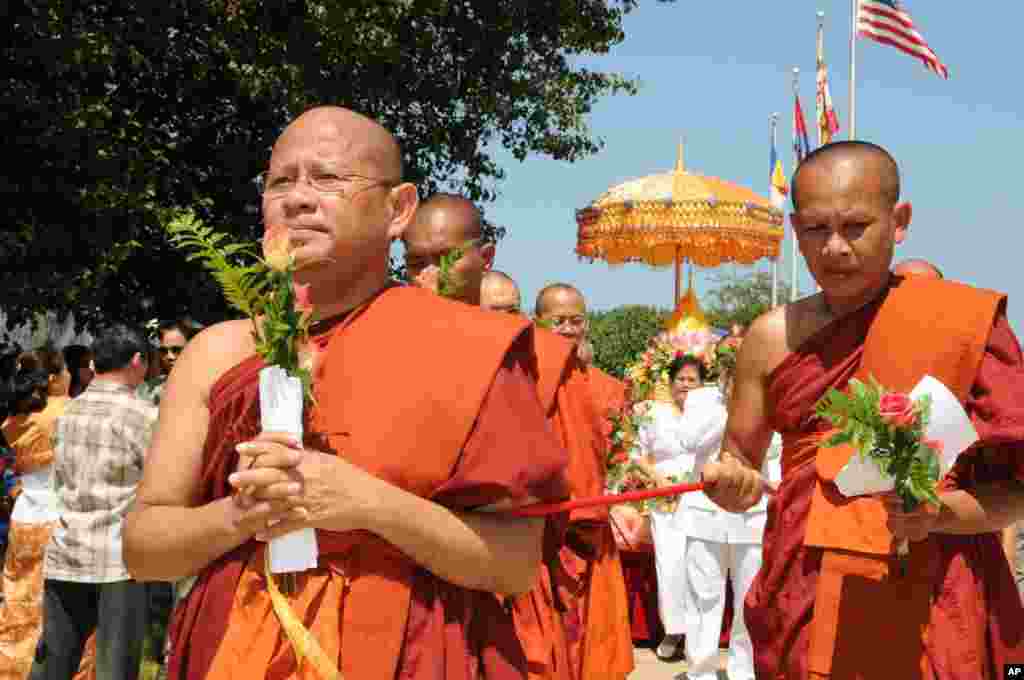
xmin=630 ymin=646 xmax=729 ymax=680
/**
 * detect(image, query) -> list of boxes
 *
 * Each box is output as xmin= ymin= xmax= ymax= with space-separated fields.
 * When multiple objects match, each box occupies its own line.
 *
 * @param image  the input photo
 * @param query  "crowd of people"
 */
xmin=0 ymin=320 xmax=201 ymax=679
xmin=0 ymin=105 xmax=1021 ymax=680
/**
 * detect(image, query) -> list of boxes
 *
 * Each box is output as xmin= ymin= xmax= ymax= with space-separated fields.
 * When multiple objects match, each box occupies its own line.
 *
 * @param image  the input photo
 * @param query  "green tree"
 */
xmin=3 ymin=0 xmax=667 ymax=331
xmin=702 ymin=270 xmax=790 ymax=330
xmin=588 ymin=305 xmax=668 ymax=378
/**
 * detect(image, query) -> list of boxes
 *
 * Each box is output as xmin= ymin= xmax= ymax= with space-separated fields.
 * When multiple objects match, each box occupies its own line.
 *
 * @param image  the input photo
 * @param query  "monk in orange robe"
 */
xmin=534 ymin=284 xmax=634 ymax=680
xmin=703 ymin=141 xmax=1024 ymax=679
xmin=403 ymin=199 xmax=578 ymax=680
xmin=123 ymin=106 xmax=570 ymax=680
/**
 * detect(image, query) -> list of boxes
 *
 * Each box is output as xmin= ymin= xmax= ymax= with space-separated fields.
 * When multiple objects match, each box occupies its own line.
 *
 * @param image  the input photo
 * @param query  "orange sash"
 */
xmin=803 ymin=277 xmax=1004 ymax=677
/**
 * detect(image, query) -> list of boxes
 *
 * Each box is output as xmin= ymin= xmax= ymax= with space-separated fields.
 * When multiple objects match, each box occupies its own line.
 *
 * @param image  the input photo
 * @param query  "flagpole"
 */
xmin=791 ymin=67 xmax=800 ymax=302
xmin=770 ymin=112 xmax=779 ymax=308
xmin=849 ymin=0 xmax=858 ymax=139
xmin=817 ymin=11 xmax=826 ymax=147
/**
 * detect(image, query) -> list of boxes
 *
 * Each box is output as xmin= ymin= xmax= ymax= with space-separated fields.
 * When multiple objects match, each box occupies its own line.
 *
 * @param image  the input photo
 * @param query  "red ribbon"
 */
xmin=505 ymin=481 xmax=706 ymax=517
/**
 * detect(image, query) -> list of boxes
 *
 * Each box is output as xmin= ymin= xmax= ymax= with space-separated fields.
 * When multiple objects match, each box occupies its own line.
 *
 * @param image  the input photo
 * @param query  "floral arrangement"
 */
xmin=816 ymin=378 xmax=943 ymax=510
xmin=816 ymin=377 xmax=944 ymax=571
xmin=164 ymin=210 xmax=316 ymax=398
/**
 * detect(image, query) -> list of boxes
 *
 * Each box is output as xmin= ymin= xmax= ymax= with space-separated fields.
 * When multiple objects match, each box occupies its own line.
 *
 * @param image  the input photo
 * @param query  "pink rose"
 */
xmin=879 ymin=392 xmax=917 ymax=429
xmin=293 ymin=283 xmax=313 ymax=314
xmin=923 ymin=438 xmax=944 ymax=455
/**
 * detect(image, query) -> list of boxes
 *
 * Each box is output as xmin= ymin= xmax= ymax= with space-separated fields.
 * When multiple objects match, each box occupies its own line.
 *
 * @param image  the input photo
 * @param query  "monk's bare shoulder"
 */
xmin=742 ymin=305 xmax=790 ymax=379
xmin=169 ymin=319 xmax=257 ymax=404
xmin=744 ymin=293 xmax=829 ymax=378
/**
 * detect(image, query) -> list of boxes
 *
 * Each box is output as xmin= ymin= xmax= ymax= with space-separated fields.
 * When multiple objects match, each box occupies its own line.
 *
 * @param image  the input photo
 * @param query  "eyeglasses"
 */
xmin=488 ymin=305 xmax=521 ymax=314
xmin=258 ymin=171 xmax=398 ymax=198
xmin=158 ymin=345 xmax=186 ymax=356
xmin=544 ymin=315 xmax=586 ymax=328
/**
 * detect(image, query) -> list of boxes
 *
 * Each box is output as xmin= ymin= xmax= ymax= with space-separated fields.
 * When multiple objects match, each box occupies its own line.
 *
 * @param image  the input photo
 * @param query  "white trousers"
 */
xmin=683 ymin=538 xmax=763 ymax=680
xmin=649 ymin=509 xmax=688 ymax=635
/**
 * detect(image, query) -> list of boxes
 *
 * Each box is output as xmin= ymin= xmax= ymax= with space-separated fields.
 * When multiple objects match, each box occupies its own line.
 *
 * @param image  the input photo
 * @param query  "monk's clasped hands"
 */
xmin=228 ymin=431 xmax=385 ymax=541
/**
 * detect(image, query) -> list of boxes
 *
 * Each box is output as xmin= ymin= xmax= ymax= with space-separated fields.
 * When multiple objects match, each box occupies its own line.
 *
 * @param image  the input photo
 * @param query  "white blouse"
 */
xmin=635 ymin=387 xmax=728 ymax=483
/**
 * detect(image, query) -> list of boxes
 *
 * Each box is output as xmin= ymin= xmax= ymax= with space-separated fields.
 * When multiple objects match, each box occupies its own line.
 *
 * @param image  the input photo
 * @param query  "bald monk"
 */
xmin=703 ymin=140 xmax=1024 ymax=679
xmin=404 ymin=193 xmax=496 ymax=304
xmin=123 ymin=106 xmax=571 ymax=680
xmin=481 ymin=271 xmax=522 ymax=314
xmin=404 ymin=199 xmax=626 ymax=680
xmin=534 ymin=283 xmax=634 ymax=680
xmin=893 ymin=258 xmax=943 ymax=279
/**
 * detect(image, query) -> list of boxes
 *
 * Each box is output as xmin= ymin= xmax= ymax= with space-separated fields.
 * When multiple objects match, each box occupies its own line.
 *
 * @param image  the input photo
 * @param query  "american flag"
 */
xmin=856 ymin=0 xmax=948 ymax=79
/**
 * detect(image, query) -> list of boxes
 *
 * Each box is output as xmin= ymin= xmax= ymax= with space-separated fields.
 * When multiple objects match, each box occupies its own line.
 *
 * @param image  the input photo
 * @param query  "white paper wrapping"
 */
xmin=259 ymin=366 xmax=319 ymax=573
xmin=834 ymin=375 xmax=980 ymax=498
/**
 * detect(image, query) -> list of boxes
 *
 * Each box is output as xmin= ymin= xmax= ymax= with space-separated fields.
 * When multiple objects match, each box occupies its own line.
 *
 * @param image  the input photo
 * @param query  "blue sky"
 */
xmin=478 ymin=2 xmax=1024 ymax=330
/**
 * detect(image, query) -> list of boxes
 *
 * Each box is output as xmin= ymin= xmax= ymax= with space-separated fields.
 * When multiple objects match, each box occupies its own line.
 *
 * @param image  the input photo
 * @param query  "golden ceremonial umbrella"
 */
xmin=575 ymin=143 xmax=785 ymax=314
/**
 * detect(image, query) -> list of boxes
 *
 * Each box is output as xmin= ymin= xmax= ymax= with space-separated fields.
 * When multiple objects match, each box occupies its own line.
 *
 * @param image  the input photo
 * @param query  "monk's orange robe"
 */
xmin=551 ymin=361 xmax=634 ymax=680
xmin=510 ymin=330 xmax=576 ymax=680
xmin=168 ymin=286 xmax=570 ymax=680
xmin=745 ymin=277 xmax=1024 ymax=679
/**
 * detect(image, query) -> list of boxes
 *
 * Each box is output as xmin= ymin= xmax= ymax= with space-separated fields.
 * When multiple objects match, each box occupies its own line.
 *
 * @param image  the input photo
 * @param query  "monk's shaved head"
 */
xmin=535 ymin=283 xmax=589 ymax=348
xmin=792 ymin=141 xmax=900 ymax=211
xmin=262 ymin=105 xmax=419 ymax=312
xmin=480 ymin=271 xmax=522 ymax=314
xmin=535 ymin=283 xmax=585 ymax=317
xmin=407 ymin=193 xmax=483 ymax=244
xmin=893 ymin=258 xmax=943 ymax=279
xmin=273 ymin=106 xmax=403 ymax=181
xmin=402 ymin=193 xmax=495 ymax=304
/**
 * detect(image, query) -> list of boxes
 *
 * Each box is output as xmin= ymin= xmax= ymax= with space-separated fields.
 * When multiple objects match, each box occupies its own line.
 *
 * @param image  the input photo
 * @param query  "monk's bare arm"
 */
xmin=705 ymin=311 xmax=781 ymax=512
xmin=124 ymin=322 xmax=286 ymax=581
xmin=370 ymin=492 xmax=545 ymax=596
xmin=934 ymin=480 xmax=1024 ymax=535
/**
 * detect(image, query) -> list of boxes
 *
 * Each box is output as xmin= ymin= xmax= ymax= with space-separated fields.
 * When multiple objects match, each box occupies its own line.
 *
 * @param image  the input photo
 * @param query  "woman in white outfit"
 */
xmin=680 ymin=372 xmax=782 ymax=680
xmin=635 ymin=355 xmax=727 ymax=661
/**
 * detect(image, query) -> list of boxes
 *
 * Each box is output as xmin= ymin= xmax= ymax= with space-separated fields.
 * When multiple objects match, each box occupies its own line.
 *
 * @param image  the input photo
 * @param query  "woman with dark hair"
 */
xmin=0 ymin=349 xmax=71 ymax=679
xmin=62 ymin=345 xmax=94 ymax=399
xmin=634 ymin=352 xmax=725 ymax=661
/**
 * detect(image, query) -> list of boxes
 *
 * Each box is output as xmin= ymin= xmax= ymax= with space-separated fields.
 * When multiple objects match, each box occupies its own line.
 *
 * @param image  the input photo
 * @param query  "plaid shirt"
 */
xmin=45 ymin=380 xmax=158 ymax=583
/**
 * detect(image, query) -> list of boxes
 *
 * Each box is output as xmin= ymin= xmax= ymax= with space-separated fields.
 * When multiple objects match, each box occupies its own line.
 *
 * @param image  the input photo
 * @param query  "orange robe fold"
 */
xmin=168 ymin=287 xmax=570 ymax=680
xmin=745 ymin=277 xmax=1024 ymax=680
xmin=551 ymin=362 xmax=633 ymax=680
xmin=511 ymin=330 xmax=575 ymax=680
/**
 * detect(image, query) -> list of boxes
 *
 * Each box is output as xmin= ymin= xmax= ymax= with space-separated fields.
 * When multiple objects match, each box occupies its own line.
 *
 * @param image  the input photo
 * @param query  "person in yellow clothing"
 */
xmin=0 ymin=349 xmax=70 ymax=680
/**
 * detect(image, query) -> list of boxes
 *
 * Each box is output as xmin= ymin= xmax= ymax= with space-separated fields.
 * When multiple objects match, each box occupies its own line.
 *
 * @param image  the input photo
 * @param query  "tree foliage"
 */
xmin=701 ymin=270 xmax=789 ymax=330
xmin=2 ymin=0 xmax=657 ymax=331
xmin=588 ymin=305 xmax=668 ymax=378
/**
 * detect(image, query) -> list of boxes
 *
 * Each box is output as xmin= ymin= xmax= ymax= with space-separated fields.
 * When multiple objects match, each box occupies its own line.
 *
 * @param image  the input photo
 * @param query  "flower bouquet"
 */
xmin=816 ymin=375 xmax=978 ymax=569
xmin=164 ymin=211 xmax=318 ymax=577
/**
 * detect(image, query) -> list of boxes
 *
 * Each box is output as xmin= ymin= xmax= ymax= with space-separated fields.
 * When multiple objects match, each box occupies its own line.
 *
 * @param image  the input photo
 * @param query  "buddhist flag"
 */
xmin=857 ymin=0 xmax=949 ymax=79
xmin=770 ymin=136 xmax=787 ymax=210
xmin=793 ymin=93 xmax=811 ymax=163
xmin=816 ymin=22 xmax=840 ymax=145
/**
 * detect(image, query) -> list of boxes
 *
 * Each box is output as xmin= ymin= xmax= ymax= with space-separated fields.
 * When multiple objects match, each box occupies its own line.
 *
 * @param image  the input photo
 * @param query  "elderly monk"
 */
xmin=702 ymin=140 xmax=1024 ymax=679
xmin=535 ymin=283 xmax=634 ymax=680
xmin=123 ymin=106 xmax=571 ymax=680
xmin=893 ymin=258 xmax=943 ymax=279
xmin=481 ymin=271 xmax=522 ymax=314
xmin=404 ymin=193 xmax=495 ymax=303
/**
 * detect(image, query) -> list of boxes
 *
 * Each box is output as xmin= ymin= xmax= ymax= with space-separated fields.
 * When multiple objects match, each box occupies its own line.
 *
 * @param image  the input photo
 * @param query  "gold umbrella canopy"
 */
xmin=575 ymin=144 xmax=784 ymax=269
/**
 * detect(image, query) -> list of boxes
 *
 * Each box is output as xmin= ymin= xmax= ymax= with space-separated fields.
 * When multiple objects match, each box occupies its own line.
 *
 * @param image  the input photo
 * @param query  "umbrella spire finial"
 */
xmin=675 ymin=137 xmax=685 ymax=172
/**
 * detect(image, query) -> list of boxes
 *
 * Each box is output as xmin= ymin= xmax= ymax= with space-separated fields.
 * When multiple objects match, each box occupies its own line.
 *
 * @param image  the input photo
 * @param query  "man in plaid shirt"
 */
xmin=33 ymin=324 xmax=157 ymax=680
